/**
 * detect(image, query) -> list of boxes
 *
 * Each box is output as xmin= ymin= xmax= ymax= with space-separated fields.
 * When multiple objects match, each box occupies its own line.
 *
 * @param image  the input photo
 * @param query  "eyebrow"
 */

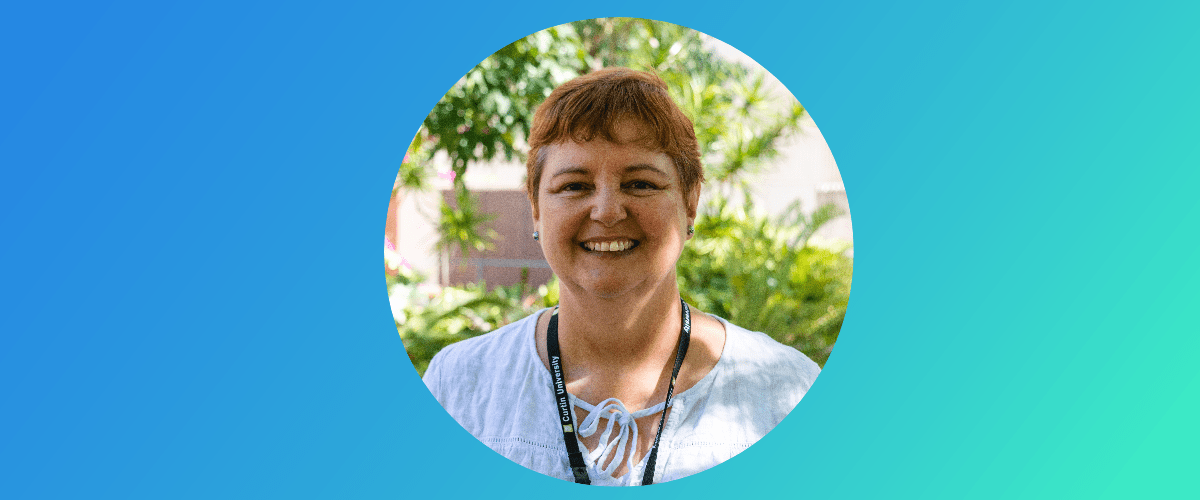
xmin=549 ymin=164 xmax=670 ymax=179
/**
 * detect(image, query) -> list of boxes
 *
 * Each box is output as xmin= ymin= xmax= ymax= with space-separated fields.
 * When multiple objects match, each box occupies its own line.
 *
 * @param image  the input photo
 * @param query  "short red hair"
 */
xmin=525 ymin=67 xmax=704 ymax=211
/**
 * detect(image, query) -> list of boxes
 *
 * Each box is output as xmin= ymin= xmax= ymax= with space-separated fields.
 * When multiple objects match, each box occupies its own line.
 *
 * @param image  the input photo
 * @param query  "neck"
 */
xmin=555 ymin=277 xmax=683 ymax=373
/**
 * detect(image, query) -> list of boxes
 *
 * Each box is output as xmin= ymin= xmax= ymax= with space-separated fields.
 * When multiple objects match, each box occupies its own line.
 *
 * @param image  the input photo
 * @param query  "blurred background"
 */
xmin=385 ymin=18 xmax=852 ymax=375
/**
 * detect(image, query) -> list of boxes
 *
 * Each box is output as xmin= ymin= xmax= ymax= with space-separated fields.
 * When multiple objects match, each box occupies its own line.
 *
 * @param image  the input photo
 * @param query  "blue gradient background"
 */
xmin=3 ymin=1 xmax=1197 ymax=498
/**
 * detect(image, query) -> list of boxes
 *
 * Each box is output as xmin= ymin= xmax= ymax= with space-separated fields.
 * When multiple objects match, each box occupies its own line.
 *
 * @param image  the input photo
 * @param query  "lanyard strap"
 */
xmin=546 ymin=298 xmax=692 ymax=486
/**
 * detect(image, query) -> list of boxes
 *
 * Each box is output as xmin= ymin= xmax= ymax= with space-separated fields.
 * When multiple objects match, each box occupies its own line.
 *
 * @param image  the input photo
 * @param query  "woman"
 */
xmin=423 ymin=67 xmax=820 ymax=485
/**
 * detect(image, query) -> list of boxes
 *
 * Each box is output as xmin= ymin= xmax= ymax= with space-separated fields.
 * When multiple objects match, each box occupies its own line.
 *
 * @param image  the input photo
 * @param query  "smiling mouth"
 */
xmin=580 ymin=240 xmax=639 ymax=252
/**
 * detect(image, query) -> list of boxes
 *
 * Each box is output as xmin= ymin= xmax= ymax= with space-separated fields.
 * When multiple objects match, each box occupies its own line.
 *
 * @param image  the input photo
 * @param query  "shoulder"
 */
xmin=713 ymin=318 xmax=821 ymax=407
xmin=660 ymin=317 xmax=823 ymax=466
xmin=722 ymin=320 xmax=821 ymax=374
xmin=422 ymin=310 xmax=544 ymax=407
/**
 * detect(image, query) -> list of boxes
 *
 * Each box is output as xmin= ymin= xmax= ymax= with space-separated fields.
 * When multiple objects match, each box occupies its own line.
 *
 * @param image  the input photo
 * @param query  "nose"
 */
xmin=590 ymin=189 xmax=627 ymax=227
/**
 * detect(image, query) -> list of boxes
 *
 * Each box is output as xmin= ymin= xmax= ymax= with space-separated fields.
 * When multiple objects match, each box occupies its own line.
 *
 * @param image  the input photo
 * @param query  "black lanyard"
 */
xmin=546 ymin=298 xmax=692 ymax=486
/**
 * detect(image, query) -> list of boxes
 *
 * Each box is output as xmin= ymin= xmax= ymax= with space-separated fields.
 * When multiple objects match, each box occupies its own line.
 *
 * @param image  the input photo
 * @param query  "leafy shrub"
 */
xmin=387 ymin=258 xmax=558 ymax=376
xmin=678 ymin=197 xmax=851 ymax=367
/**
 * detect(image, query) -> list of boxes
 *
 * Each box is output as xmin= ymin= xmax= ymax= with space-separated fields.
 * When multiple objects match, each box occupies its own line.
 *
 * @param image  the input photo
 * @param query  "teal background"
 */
xmin=2 ymin=0 xmax=1197 ymax=498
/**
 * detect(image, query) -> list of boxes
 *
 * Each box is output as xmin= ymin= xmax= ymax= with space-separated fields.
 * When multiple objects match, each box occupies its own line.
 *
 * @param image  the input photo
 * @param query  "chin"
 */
xmin=562 ymin=272 xmax=640 ymax=300
xmin=581 ymin=269 xmax=676 ymax=300
xmin=584 ymin=281 xmax=638 ymax=299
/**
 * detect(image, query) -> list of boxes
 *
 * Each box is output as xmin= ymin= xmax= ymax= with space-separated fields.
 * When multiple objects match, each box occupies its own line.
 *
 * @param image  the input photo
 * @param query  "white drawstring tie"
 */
xmin=572 ymin=395 xmax=668 ymax=484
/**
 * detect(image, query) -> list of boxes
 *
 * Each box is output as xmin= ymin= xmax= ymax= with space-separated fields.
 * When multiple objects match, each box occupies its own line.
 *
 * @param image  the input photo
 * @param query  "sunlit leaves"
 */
xmin=436 ymin=189 xmax=498 ymax=256
xmin=678 ymin=195 xmax=851 ymax=367
xmin=390 ymin=268 xmax=561 ymax=376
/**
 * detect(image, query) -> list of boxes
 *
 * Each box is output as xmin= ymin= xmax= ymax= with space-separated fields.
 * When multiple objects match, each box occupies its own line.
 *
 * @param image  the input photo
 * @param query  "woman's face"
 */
xmin=533 ymin=120 xmax=699 ymax=300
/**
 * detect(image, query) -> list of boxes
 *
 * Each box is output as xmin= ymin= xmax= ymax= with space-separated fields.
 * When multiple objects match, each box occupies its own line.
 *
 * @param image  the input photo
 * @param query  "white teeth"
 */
xmin=585 ymin=240 xmax=634 ymax=252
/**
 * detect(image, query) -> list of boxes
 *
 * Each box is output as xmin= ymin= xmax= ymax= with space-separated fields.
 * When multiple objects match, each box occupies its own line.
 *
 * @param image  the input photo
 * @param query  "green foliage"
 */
xmin=436 ymin=188 xmax=498 ymax=256
xmin=387 ymin=263 xmax=559 ymax=376
xmin=420 ymin=26 xmax=582 ymax=171
xmin=678 ymin=196 xmax=852 ymax=367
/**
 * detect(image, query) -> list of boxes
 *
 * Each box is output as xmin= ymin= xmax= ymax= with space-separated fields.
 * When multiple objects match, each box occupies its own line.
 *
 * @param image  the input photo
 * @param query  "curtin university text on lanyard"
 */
xmin=546 ymin=298 xmax=692 ymax=486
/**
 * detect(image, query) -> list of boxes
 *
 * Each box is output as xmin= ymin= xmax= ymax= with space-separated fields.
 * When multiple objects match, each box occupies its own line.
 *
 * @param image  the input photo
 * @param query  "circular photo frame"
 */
xmin=385 ymin=17 xmax=852 ymax=486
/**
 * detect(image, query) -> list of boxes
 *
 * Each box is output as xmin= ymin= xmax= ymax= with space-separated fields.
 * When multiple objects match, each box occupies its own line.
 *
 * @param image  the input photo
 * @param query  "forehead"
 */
xmin=606 ymin=118 xmax=655 ymax=144
xmin=541 ymin=138 xmax=675 ymax=179
xmin=542 ymin=118 xmax=674 ymax=174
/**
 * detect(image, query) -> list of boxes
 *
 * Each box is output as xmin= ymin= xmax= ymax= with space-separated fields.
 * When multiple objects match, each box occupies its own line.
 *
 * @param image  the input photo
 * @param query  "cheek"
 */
xmin=642 ymin=202 xmax=688 ymax=236
xmin=540 ymin=201 xmax=583 ymax=237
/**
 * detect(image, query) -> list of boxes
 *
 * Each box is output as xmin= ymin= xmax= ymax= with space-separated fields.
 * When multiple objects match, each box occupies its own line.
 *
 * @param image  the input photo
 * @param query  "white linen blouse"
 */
xmin=423 ymin=309 xmax=820 ymax=485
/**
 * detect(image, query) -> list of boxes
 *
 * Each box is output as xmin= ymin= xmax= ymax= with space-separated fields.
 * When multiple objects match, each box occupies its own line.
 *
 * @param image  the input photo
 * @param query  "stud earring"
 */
xmin=687 ymin=225 xmax=695 ymax=236
xmin=532 ymin=231 xmax=540 ymax=241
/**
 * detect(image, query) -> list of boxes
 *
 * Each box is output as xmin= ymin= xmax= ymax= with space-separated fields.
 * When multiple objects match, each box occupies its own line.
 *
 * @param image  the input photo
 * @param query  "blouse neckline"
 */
xmin=525 ymin=307 xmax=732 ymax=410
xmin=523 ymin=308 xmax=733 ymax=484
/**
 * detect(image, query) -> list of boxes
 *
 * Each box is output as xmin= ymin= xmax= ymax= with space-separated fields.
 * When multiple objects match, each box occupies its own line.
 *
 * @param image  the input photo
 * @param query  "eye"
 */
xmin=627 ymin=180 xmax=661 ymax=190
xmin=554 ymin=182 xmax=590 ymax=193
